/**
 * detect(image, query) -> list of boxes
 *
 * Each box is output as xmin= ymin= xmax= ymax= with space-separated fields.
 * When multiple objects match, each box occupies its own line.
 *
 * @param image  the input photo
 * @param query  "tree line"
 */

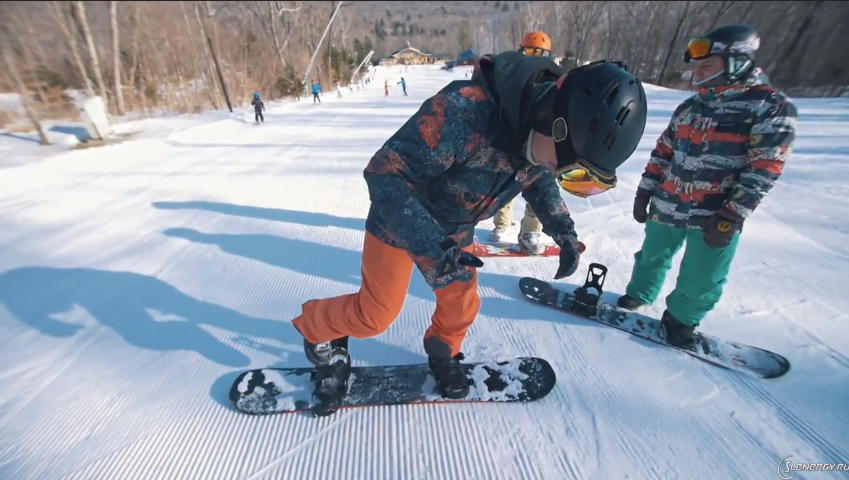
xmin=0 ymin=1 xmax=846 ymax=146
xmin=469 ymin=1 xmax=846 ymax=93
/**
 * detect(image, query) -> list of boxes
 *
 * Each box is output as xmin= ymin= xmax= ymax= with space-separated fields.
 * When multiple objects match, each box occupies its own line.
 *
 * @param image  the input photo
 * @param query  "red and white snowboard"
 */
xmin=472 ymin=238 xmax=586 ymax=258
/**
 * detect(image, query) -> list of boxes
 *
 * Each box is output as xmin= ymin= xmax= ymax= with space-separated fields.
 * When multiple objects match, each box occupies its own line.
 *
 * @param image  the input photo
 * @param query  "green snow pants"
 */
xmin=624 ymin=219 xmax=740 ymax=326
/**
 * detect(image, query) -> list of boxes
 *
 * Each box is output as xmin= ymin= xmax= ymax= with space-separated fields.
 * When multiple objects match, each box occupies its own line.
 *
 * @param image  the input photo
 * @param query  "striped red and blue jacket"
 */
xmin=638 ymin=68 xmax=797 ymax=228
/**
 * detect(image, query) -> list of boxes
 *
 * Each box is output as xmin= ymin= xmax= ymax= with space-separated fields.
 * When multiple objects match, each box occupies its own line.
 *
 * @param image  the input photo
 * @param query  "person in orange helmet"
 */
xmin=489 ymin=30 xmax=554 ymax=253
xmin=518 ymin=31 xmax=553 ymax=58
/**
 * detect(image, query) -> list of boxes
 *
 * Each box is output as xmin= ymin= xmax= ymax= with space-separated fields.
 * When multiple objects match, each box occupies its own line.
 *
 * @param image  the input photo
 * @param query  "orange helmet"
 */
xmin=519 ymin=31 xmax=552 ymax=58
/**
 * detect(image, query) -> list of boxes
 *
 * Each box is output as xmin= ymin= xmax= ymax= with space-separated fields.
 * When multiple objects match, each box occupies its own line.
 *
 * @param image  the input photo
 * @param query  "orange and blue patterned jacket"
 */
xmin=363 ymin=51 xmax=578 ymax=279
xmin=639 ymin=68 xmax=797 ymax=228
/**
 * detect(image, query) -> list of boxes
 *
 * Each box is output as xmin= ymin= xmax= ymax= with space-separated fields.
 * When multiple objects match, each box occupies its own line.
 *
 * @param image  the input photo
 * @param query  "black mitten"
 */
xmin=553 ymin=235 xmax=581 ymax=280
xmin=633 ymin=189 xmax=652 ymax=224
xmin=703 ymin=209 xmax=743 ymax=248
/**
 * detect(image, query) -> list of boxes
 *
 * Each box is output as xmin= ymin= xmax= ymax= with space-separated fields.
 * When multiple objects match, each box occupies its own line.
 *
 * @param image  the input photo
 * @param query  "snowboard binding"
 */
xmin=571 ymin=263 xmax=607 ymax=317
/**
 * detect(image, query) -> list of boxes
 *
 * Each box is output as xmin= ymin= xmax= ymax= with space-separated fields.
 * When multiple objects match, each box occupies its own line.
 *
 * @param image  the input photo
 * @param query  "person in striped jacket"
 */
xmin=617 ymin=24 xmax=797 ymax=349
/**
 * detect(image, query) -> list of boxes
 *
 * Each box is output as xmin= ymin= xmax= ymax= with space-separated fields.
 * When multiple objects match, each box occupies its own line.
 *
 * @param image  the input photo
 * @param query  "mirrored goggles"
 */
xmin=684 ymin=37 xmax=715 ymax=63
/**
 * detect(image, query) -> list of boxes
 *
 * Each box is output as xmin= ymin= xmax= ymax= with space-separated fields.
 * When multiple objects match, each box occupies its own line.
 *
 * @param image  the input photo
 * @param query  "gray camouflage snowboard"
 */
xmin=519 ymin=264 xmax=790 ymax=379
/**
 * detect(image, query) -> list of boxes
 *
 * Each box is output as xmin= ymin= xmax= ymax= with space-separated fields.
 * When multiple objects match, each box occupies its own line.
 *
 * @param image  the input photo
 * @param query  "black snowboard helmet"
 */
xmin=684 ymin=24 xmax=760 ymax=85
xmin=530 ymin=60 xmax=648 ymax=192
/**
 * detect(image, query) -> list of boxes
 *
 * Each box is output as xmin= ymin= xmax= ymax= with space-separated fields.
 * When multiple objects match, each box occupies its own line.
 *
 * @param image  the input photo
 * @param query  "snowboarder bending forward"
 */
xmin=617 ymin=24 xmax=797 ymax=349
xmin=292 ymin=51 xmax=648 ymax=413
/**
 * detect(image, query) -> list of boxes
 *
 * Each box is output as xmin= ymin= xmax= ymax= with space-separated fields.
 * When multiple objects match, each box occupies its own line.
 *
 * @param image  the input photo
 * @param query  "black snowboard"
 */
xmin=229 ymin=356 xmax=557 ymax=416
xmin=519 ymin=263 xmax=790 ymax=379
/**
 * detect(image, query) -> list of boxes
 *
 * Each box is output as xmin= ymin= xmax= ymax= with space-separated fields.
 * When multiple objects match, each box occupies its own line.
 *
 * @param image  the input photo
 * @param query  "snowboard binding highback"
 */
xmin=571 ymin=263 xmax=607 ymax=317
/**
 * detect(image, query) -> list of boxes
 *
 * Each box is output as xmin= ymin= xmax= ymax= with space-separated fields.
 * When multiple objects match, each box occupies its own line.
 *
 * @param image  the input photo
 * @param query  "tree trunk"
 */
xmin=768 ymin=1 xmax=825 ymax=76
xmin=110 ymin=1 xmax=126 ymax=115
xmin=192 ymin=1 xmax=221 ymax=109
xmin=657 ymin=1 xmax=691 ymax=86
xmin=328 ymin=1 xmax=334 ymax=85
xmin=207 ymin=34 xmax=233 ymax=111
xmin=179 ymin=1 xmax=210 ymax=108
xmin=126 ymin=1 xmax=142 ymax=113
xmin=195 ymin=0 xmax=231 ymax=111
xmin=737 ymin=1 xmax=756 ymax=23
xmin=50 ymin=1 xmax=94 ymax=97
xmin=0 ymin=33 xmax=51 ymax=145
xmin=71 ymin=1 xmax=108 ymax=103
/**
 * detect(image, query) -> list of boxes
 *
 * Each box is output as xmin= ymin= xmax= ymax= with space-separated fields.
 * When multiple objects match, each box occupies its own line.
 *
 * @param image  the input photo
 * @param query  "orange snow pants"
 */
xmin=292 ymin=231 xmax=481 ymax=358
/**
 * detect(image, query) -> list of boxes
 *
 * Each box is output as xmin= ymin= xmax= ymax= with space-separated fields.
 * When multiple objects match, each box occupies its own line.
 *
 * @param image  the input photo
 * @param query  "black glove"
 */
xmin=702 ymin=209 xmax=743 ymax=248
xmin=553 ymin=235 xmax=581 ymax=280
xmin=424 ymin=239 xmax=484 ymax=289
xmin=633 ymin=189 xmax=652 ymax=224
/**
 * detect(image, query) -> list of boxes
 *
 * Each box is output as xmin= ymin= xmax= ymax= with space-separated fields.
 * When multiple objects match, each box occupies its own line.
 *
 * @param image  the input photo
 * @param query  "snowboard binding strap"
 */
xmin=571 ymin=263 xmax=607 ymax=317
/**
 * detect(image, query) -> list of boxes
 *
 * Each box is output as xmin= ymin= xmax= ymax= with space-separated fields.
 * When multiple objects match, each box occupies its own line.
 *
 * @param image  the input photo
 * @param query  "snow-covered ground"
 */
xmin=1 ymin=64 xmax=848 ymax=480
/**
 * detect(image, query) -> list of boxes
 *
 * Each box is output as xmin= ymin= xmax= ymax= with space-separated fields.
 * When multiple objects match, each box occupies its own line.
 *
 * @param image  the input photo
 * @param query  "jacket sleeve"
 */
xmin=363 ymin=91 xmax=472 ymax=265
xmin=637 ymin=100 xmax=691 ymax=193
xmin=724 ymin=93 xmax=797 ymax=219
xmin=522 ymin=173 xmax=578 ymax=246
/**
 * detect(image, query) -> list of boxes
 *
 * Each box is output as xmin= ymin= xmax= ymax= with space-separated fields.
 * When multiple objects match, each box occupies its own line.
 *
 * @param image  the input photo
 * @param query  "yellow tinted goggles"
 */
xmin=519 ymin=46 xmax=551 ymax=58
xmin=556 ymin=164 xmax=616 ymax=198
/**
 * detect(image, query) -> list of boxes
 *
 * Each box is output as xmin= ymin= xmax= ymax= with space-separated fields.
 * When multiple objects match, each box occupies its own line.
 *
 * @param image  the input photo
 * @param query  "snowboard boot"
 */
xmin=488 ymin=222 xmax=517 ymax=242
xmin=660 ymin=310 xmax=697 ymax=350
xmin=616 ymin=294 xmax=646 ymax=311
xmin=428 ymin=353 xmax=471 ymax=399
xmin=311 ymin=346 xmax=352 ymax=417
xmin=302 ymin=335 xmax=349 ymax=366
xmin=518 ymin=232 xmax=545 ymax=255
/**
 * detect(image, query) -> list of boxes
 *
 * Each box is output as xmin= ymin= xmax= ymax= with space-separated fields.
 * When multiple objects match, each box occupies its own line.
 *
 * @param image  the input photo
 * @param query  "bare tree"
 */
xmin=248 ymin=1 xmax=301 ymax=70
xmin=110 ymin=1 xmax=125 ymax=115
xmin=3 ymin=0 xmax=849 ymax=145
xmin=567 ymin=1 xmax=607 ymax=63
xmin=656 ymin=1 xmax=711 ymax=86
xmin=0 ymin=26 xmax=51 ymax=145
xmin=706 ymin=0 xmax=735 ymax=31
xmin=49 ymin=1 xmax=94 ymax=97
xmin=70 ymin=1 xmax=108 ymax=102
xmin=521 ymin=1 xmax=547 ymax=34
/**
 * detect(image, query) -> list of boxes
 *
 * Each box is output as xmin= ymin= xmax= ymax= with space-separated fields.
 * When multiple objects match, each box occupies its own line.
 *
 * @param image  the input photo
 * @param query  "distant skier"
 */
xmin=311 ymin=80 xmax=321 ymax=103
xmin=616 ymin=24 xmax=797 ymax=349
xmin=384 ymin=79 xmax=389 ymax=96
xmin=251 ymin=92 xmax=265 ymax=124
xmin=489 ymin=30 xmax=554 ymax=254
xmin=290 ymin=51 xmax=647 ymax=412
xmin=397 ymin=77 xmax=407 ymax=95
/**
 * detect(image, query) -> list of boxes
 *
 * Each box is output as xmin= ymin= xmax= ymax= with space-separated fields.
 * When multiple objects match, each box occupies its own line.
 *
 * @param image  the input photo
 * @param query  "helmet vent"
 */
xmin=616 ymin=107 xmax=630 ymax=125
xmin=604 ymin=86 xmax=619 ymax=106
xmin=603 ymin=132 xmax=616 ymax=150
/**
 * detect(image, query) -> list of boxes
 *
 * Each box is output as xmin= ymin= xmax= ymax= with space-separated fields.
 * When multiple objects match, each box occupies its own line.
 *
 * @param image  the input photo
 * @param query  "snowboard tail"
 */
xmin=519 ymin=264 xmax=790 ymax=379
xmin=229 ymin=356 xmax=557 ymax=416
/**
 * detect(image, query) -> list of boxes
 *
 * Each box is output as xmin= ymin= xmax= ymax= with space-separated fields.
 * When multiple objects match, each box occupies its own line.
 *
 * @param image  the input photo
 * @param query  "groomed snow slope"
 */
xmin=1 ymin=65 xmax=848 ymax=480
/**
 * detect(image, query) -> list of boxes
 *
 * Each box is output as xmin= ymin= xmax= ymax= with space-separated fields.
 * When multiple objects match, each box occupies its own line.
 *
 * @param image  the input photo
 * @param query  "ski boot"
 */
xmin=428 ymin=352 xmax=472 ymax=399
xmin=660 ymin=310 xmax=697 ymax=350
xmin=303 ymin=335 xmax=351 ymax=417
xmin=616 ymin=294 xmax=646 ymax=311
